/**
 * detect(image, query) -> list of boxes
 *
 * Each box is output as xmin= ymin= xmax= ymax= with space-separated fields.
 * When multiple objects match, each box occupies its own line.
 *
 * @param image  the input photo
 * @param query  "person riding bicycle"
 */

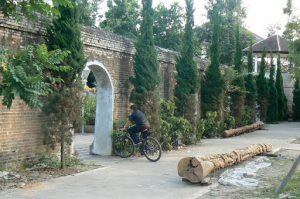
xmin=123 ymin=104 xmax=150 ymax=144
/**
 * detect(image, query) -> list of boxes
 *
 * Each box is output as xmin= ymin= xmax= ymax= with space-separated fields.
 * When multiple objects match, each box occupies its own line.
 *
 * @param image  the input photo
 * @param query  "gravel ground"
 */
xmin=0 ymin=164 xmax=101 ymax=192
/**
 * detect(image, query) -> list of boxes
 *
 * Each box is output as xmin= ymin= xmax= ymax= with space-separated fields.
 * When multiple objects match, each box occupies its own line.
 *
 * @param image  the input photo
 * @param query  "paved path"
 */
xmin=73 ymin=133 xmax=94 ymax=161
xmin=1 ymin=122 xmax=300 ymax=199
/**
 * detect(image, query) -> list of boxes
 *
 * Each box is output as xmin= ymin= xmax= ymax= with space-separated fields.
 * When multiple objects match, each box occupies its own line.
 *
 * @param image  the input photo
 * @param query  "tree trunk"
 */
xmin=222 ymin=122 xmax=264 ymax=138
xmin=61 ymin=132 xmax=64 ymax=169
xmin=178 ymin=144 xmax=272 ymax=183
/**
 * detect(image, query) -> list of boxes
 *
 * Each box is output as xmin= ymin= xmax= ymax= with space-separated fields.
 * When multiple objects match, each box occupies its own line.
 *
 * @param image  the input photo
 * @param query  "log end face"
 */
xmin=177 ymin=157 xmax=193 ymax=177
xmin=178 ymin=157 xmax=215 ymax=183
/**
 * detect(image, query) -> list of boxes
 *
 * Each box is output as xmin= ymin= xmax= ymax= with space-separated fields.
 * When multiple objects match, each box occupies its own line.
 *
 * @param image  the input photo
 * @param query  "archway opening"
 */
xmin=82 ymin=60 xmax=114 ymax=155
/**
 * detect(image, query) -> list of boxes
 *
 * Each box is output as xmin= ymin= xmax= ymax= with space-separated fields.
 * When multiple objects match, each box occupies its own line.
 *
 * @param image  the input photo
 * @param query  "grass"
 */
xmin=249 ymin=171 xmax=300 ymax=198
xmin=281 ymin=170 xmax=300 ymax=197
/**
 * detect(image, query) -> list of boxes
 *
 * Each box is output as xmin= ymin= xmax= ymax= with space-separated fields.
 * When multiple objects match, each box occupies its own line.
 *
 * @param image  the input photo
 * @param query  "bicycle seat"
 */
xmin=142 ymin=128 xmax=149 ymax=133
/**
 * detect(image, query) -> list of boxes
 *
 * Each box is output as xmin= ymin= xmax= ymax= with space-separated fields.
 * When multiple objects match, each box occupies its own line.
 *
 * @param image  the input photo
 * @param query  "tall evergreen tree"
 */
xmin=45 ymin=0 xmax=85 ymax=168
xmin=276 ymin=54 xmax=288 ymax=120
xmin=244 ymin=41 xmax=257 ymax=123
xmin=153 ymin=3 xmax=184 ymax=51
xmin=200 ymin=0 xmax=246 ymax=65
xmin=201 ymin=4 xmax=224 ymax=118
xmin=100 ymin=0 xmax=140 ymax=39
xmin=231 ymin=25 xmax=245 ymax=126
xmin=46 ymin=0 xmax=86 ymax=86
xmin=256 ymin=50 xmax=269 ymax=122
xmin=292 ymin=39 xmax=300 ymax=120
xmin=293 ymin=78 xmax=300 ymax=120
xmin=129 ymin=0 xmax=160 ymax=134
xmin=266 ymin=53 xmax=278 ymax=123
xmin=174 ymin=0 xmax=199 ymax=130
xmin=76 ymin=0 xmax=101 ymax=26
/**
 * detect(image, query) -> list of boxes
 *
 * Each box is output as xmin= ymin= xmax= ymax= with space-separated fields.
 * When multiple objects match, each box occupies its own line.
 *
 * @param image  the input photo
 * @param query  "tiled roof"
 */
xmin=243 ymin=35 xmax=289 ymax=54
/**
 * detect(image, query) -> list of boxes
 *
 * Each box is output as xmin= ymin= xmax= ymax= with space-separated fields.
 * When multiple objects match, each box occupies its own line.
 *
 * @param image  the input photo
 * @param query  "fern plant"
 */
xmin=0 ymin=44 xmax=70 ymax=109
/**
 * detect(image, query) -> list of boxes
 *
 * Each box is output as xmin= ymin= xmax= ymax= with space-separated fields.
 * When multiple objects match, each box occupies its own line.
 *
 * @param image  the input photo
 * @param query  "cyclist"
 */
xmin=123 ymin=104 xmax=150 ymax=144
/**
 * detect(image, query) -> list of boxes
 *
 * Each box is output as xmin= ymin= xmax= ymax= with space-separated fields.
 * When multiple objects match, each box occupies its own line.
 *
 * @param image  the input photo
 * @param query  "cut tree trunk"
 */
xmin=222 ymin=122 xmax=264 ymax=138
xmin=178 ymin=144 xmax=272 ymax=183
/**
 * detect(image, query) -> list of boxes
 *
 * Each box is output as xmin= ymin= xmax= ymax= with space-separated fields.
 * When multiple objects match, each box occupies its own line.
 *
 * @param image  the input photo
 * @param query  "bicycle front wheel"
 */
xmin=113 ymin=136 xmax=134 ymax=158
xmin=142 ymin=137 xmax=162 ymax=162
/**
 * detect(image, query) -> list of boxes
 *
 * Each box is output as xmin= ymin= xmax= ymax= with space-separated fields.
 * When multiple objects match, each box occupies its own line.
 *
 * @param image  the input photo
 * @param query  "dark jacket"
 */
xmin=129 ymin=110 xmax=150 ymax=128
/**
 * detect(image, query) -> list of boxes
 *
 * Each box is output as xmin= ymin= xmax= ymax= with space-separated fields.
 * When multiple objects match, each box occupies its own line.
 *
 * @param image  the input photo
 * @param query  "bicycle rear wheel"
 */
xmin=142 ymin=137 xmax=162 ymax=162
xmin=113 ymin=136 xmax=134 ymax=158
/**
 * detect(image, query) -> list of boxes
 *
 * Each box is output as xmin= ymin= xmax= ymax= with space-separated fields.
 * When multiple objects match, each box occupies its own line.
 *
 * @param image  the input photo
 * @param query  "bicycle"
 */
xmin=113 ymin=128 xmax=162 ymax=162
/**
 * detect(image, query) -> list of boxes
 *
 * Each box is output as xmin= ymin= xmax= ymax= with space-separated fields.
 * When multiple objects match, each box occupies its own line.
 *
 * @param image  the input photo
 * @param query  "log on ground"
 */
xmin=178 ymin=144 xmax=272 ymax=183
xmin=222 ymin=122 xmax=264 ymax=138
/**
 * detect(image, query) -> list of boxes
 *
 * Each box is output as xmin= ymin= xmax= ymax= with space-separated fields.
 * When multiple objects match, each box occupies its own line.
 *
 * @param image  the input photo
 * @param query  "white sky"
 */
xmin=153 ymin=0 xmax=300 ymax=38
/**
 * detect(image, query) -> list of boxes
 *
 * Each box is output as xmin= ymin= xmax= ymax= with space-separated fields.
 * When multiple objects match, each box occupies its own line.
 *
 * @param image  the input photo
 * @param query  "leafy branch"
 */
xmin=0 ymin=44 xmax=70 ymax=109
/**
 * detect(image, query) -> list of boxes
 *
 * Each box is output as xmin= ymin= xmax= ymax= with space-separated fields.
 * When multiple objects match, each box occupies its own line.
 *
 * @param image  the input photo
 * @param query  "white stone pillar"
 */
xmin=275 ymin=57 xmax=278 ymax=75
xmin=254 ymin=55 xmax=258 ymax=73
xmin=87 ymin=61 xmax=114 ymax=156
xmin=81 ymin=67 xmax=91 ymax=135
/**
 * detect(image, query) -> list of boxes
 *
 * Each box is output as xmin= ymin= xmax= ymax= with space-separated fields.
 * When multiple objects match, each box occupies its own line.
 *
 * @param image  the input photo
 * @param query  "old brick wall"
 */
xmin=0 ymin=18 xmax=47 ymax=168
xmin=81 ymin=26 xmax=177 ymax=119
xmin=0 ymin=18 xmax=178 ymax=167
xmin=0 ymin=18 xmax=45 ymax=51
xmin=0 ymin=98 xmax=46 ymax=169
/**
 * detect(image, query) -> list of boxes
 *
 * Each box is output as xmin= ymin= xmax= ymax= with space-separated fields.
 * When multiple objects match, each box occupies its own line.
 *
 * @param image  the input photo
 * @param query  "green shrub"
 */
xmin=196 ymin=120 xmax=205 ymax=141
xmin=112 ymin=119 xmax=131 ymax=154
xmin=83 ymin=95 xmax=96 ymax=125
xmin=198 ymin=112 xmax=238 ymax=138
xmin=112 ymin=129 xmax=123 ymax=138
xmin=29 ymin=154 xmax=80 ymax=170
xmin=242 ymin=108 xmax=257 ymax=125
xmin=111 ymin=129 xmax=124 ymax=155
xmin=113 ymin=119 xmax=127 ymax=130
xmin=161 ymin=99 xmax=176 ymax=119
xmin=170 ymin=116 xmax=193 ymax=145
xmin=201 ymin=112 xmax=222 ymax=138
xmin=223 ymin=114 xmax=236 ymax=130
xmin=160 ymin=100 xmax=193 ymax=149
xmin=160 ymin=100 xmax=176 ymax=150
xmin=112 ymin=119 xmax=128 ymax=154
xmin=160 ymin=119 xmax=172 ymax=150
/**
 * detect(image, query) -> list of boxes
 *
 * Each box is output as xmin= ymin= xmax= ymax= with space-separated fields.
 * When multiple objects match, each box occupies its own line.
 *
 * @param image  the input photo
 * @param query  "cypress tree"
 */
xmin=44 ymin=0 xmax=86 ymax=168
xmin=46 ymin=0 xmax=85 ymax=86
xmin=276 ymin=54 xmax=288 ymax=120
xmin=174 ymin=0 xmax=199 ymax=128
xmin=231 ymin=25 xmax=245 ymax=126
xmin=244 ymin=41 xmax=257 ymax=123
xmin=129 ymin=0 xmax=160 ymax=134
xmin=293 ymin=78 xmax=300 ymax=121
xmin=256 ymin=50 xmax=269 ymax=122
xmin=266 ymin=53 xmax=278 ymax=123
xmin=202 ymin=7 xmax=224 ymax=118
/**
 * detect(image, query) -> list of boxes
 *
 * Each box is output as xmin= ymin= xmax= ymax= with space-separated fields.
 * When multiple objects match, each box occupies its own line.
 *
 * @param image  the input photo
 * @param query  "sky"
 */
xmin=153 ymin=0 xmax=300 ymax=38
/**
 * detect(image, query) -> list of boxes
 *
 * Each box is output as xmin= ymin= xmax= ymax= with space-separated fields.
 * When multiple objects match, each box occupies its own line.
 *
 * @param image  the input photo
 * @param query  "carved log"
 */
xmin=178 ymin=144 xmax=272 ymax=183
xmin=222 ymin=122 xmax=264 ymax=138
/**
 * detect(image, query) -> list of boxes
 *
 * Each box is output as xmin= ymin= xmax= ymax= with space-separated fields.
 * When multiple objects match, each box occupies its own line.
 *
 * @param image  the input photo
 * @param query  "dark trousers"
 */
xmin=128 ymin=125 xmax=148 ymax=144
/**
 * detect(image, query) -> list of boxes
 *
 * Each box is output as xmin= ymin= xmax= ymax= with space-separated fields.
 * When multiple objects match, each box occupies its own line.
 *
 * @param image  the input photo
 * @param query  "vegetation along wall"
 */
xmin=0 ymin=17 xmax=180 ymax=168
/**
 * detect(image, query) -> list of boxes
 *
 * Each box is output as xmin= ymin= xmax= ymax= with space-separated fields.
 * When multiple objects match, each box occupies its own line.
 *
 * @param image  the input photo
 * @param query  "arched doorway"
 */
xmin=82 ymin=60 xmax=114 ymax=155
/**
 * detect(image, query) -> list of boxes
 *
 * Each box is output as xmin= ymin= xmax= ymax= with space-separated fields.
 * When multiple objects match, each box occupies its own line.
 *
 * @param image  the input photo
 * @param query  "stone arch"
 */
xmin=83 ymin=60 xmax=114 ymax=155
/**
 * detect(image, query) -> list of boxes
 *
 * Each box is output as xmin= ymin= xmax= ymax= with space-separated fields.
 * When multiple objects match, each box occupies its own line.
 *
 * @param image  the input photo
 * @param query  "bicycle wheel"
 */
xmin=113 ymin=136 xmax=134 ymax=158
xmin=142 ymin=137 xmax=162 ymax=162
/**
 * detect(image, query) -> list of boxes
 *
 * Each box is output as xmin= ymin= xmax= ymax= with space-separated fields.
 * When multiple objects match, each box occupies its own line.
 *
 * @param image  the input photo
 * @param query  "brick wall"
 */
xmin=0 ymin=17 xmax=178 ymax=167
xmin=1 ymin=17 xmax=294 ymax=168
xmin=81 ymin=26 xmax=177 ymax=118
xmin=0 ymin=98 xmax=46 ymax=169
